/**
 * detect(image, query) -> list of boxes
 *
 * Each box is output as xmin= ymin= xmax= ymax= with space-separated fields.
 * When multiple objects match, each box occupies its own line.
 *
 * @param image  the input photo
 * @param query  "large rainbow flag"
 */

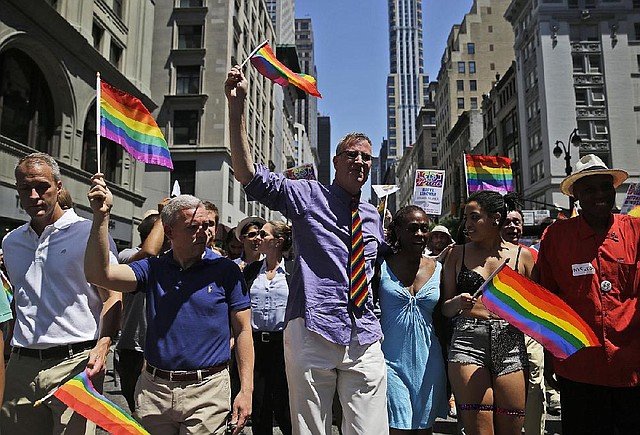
xmin=100 ymin=80 xmax=173 ymax=169
xmin=250 ymin=43 xmax=322 ymax=97
xmin=464 ymin=154 xmax=513 ymax=194
xmin=480 ymin=264 xmax=600 ymax=360
xmin=48 ymin=371 xmax=149 ymax=434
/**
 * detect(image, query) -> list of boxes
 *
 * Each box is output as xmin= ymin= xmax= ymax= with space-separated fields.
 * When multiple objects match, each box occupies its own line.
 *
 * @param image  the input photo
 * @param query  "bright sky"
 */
xmin=295 ymin=0 xmax=474 ymax=157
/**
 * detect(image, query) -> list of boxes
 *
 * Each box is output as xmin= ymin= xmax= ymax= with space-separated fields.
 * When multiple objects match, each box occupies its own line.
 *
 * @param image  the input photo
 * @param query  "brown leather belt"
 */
xmin=146 ymin=363 xmax=227 ymax=382
xmin=11 ymin=340 xmax=97 ymax=360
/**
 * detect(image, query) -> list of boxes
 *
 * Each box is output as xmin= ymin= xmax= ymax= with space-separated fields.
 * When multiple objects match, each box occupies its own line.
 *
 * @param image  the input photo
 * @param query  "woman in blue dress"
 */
xmin=378 ymin=205 xmax=448 ymax=434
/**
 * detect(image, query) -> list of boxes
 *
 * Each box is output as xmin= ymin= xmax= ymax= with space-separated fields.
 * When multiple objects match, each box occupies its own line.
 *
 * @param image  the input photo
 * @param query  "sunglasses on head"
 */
xmin=337 ymin=150 xmax=372 ymax=162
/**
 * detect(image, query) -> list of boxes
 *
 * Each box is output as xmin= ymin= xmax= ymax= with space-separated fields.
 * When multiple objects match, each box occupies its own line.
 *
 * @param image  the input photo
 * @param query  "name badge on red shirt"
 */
xmin=572 ymin=262 xmax=596 ymax=276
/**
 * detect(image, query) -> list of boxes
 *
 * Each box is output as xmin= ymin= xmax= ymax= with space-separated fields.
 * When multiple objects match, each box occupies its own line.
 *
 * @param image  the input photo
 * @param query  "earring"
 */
xmin=493 ymin=221 xmax=499 ymax=226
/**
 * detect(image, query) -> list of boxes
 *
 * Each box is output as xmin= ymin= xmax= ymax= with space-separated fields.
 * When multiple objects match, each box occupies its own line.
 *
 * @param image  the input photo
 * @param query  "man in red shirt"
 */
xmin=535 ymin=154 xmax=640 ymax=434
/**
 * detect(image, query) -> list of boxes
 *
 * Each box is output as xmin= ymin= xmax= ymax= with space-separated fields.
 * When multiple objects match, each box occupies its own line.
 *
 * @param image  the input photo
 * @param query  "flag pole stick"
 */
xmin=96 ymin=72 xmax=101 ymax=174
xmin=471 ymin=258 xmax=510 ymax=299
xmin=34 ymin=385 xmax=60 ymax=407
xmin=383 ymin=194 xmax=389 ymax=216
xmin=240 ymin=39 xmax=269 ymax=67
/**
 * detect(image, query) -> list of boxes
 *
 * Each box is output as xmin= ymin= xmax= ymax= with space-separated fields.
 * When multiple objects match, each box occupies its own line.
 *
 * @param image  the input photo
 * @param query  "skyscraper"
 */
xmin=295 ymin=18 xmax=318 ymax=150
xmin=387 ymin=0 xmax=429 ymax=159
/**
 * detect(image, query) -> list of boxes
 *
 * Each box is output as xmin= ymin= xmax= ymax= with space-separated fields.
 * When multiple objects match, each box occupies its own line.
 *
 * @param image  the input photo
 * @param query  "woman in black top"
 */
xmin=441 ymin=191 xmax=534 ymax=435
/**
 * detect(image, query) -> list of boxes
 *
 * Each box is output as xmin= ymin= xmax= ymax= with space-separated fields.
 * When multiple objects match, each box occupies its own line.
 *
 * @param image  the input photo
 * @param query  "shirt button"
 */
xmin=600 ymin=280 xmax=612 ymax=292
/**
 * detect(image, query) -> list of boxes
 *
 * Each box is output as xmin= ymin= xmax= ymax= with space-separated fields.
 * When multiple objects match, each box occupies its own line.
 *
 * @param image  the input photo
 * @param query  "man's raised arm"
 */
xmin=85 ymin=173 xmax=138 ymax=293
xmin=224 ymin=65 xmax=255 ymax=185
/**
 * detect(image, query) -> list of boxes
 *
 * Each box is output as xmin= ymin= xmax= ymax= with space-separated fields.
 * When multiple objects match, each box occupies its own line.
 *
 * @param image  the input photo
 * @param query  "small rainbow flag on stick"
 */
xmin=464 ymin=154 xmax=513 ymax=195
xmin=479 ymin=263 xmax=600 ymax=360
xmin=245 ymin=41 xmax=322 ymax=97
xmin=1 ymin=271 xmax=12 ymax=304
xmin=98 ymin=76 xmax=173 ymax=170
xmin=36 ymin=371 xmax=149 ymax=435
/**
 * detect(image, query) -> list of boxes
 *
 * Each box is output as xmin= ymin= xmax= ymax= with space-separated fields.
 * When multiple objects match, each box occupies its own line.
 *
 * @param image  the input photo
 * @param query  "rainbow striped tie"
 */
xmin=349 ymin=197 xmax=368 ymax=308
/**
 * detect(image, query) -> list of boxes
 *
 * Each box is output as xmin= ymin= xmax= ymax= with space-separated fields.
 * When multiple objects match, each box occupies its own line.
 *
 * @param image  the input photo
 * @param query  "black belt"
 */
xmin=146 ymin=363 xmax=227 ymax=382
xmin=253 ymin=331 xmax=283 ymax=342
xmin=12 ymin=340 xmax=97 ymax=360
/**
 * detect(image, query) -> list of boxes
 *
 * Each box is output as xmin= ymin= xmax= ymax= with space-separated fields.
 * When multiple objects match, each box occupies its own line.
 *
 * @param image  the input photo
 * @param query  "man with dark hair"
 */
xmin=535 ymin=154 xmax=640 ymax=434
xmin=225 ymin=66 xmax=388 ymax=434
xmin=1 ymin=153 xmax=121 ymax=434
xmin=115 ymin=203 xmax=169 ymax=412
xmin=85 ymin=179 xmax=253 ymax=435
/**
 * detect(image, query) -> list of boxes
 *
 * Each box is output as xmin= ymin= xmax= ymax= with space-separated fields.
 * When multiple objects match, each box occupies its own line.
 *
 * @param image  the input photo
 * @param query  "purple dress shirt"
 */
xmin=244 ymin=163 xmax=385 ymax=346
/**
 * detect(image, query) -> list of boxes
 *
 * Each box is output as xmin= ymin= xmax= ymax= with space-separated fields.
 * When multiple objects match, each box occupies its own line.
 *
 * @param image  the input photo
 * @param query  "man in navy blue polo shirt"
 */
xmin=85 ymin=174 xmax=253 ymax=435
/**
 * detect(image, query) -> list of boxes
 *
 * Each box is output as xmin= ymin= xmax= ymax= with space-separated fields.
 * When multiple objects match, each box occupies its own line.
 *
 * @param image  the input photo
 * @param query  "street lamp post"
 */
xmin=553 ymin=127 xmax=582 ymax=211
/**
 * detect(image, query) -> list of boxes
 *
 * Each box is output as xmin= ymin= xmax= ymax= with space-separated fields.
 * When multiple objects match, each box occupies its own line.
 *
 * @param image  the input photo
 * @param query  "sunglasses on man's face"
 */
xmin=258 ymin=230 xmax=272 ymax=238
xmin=337 ymin=150 xmax=372 ymax=162
xmin=243 ymin=230 xmax=259 ymax=239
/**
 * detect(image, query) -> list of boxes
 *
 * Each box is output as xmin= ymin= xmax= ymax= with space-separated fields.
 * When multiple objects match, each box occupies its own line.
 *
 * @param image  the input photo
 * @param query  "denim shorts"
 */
xmin=448 ymin=317 xmax=528 ymax=376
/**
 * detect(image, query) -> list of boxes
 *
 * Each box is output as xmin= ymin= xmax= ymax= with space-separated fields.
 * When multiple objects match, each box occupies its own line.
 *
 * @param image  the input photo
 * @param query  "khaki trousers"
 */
xmin=284 ymin=318 xmax=388 ymax=435
xmin=523 ymin=336 xmax=545 ymax=435
xmin=1 ymin=349 xmax=99 ymax=435
xmin=134 ymin=367 xmax=230 ymax=435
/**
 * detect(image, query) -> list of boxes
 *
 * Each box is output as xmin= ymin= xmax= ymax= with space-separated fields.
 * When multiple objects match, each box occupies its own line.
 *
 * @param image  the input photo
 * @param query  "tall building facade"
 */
xmin=435 ymin=0 xmax=515 ymax=216
xmin=317 ymin=115 xmax=331 ymax=185
xmin=0 ymin=0 xmax=156 ymax=248
xmin=266 ymin=0 xmax=295 ymax=45
xmin=387 ymin=0 xmax=429 ymax=158
xmin=147 ymin=0 xmax=277 ymax=228
xmin=505 ymin=0 xmax=640 ymax=210
xmin=295 ymin=18 xmax=318 ymax=151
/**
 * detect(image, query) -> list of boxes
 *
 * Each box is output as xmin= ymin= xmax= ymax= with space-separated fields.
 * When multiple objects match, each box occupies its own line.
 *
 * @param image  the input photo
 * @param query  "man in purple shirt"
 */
xmin=225 ymin=66 xmax=388 ymax=435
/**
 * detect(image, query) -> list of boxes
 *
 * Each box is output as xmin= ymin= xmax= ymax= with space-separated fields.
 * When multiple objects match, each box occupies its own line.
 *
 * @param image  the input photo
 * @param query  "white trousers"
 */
xmin=284 ymin=318 xmax=388 ymax=435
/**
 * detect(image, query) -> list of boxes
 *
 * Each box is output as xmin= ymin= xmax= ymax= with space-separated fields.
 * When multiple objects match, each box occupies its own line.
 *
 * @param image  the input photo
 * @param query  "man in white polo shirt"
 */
xmin=0 ymin=152 xmax=121 ymax=435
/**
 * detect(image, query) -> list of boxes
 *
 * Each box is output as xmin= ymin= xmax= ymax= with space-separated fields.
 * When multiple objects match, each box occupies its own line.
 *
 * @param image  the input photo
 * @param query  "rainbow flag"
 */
xmin=250 ymin=43 xmax=322 ymax=97
xmin=1 ymin=272 xmax=12 ymax=304
xmin=100 ymin=81 xmax=173 ymax=169
xmin=464 ymin=154 xmax=513 ymax=194
xmin=481 ymin=264 xmax=600 ymax=360
xmin=51 ymin=371 xmax=149 ymax=434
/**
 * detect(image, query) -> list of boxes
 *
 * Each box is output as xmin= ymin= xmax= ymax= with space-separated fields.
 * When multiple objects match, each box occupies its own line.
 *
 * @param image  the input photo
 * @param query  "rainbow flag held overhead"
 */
xmin=1 ymin=272 xmax=12 ymax=304
xmin=464 ymin=154 xmax=513 ymax=194
xmin=480 ymin=264 xmax=600 ymax=360
xmin=49 ymin=371 xmax=149 ymax=434
xmin=100 ymin=80 xmax=173 ymax=169
xmin=250 ymin=43 xmax=322 ymax=97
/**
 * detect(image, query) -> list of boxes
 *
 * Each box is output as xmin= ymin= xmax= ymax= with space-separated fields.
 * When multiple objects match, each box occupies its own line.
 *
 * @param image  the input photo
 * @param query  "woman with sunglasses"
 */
xmin=376 ymin=205 xmax=448 ymax=434
xmin=234 ymin=216 xmax=265 ymax=271
xmin=242 ymin=221 xmax=293 ymax=435
xmin=441 ymin=191 xmax=534 ymax=435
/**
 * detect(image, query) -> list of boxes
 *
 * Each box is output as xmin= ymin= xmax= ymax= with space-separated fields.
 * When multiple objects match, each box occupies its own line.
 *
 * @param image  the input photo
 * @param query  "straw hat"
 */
xmin=559 ymin=154 xmax=628 ymax=197
xmin=429 ymin=225 xmax=452 ymax=239
xmin=234 ymin=216 xmax=266 ymax=241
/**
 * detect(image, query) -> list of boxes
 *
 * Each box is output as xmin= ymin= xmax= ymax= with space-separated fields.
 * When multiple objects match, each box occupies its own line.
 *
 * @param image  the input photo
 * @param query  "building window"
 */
xmin=177 ymin=25 xmax=203 ymax=49
xmin=471 ymin=97 xmax=478 ymax=109
xmin=176 ymin=66 xmax=200 ymax=94
xmin=228 ymin=170 xmax=234 ymax=205
xmin=0 ymin=49 xmax=55 ymax=153
xmin=240 ymin=189 xmax=246 ymax=213
xmin=171 ymin=161 xmax=196 ymax=195
xmin=173 ymin=110 xmax=199 ymax=144
xmin=488 ymin=25 xmax=493 ymax=33
xmin=109 ymin=42 xmax=122 ymax=68
xmin=457 ymin=80 xmax=464 ymax=91
xmin=530 ymin=161 xmax=544 ymax=183
xmin=469 ymin=61 xmax=476 ymax=73
xmin=92 ymin=23 xmax=103 ymax=51
xmin=178 ymin=0 xmax=203 ymax=6
xmin=113 ymin=0 xmax=123 ymax=18
xmin=467 ymin=43 xmax=475 ymax=54
xmin=458 ymin=62 xmax=465 ymax=73
xmin=490 ymin=62 xmax=495 ymax=71
xmin=470 ymin=80 xmax=477 ymax=91
xmin=82 ymin=102 xmax=122 ymax=182
xmin=457 ymin=98 xmax=465 ymax=109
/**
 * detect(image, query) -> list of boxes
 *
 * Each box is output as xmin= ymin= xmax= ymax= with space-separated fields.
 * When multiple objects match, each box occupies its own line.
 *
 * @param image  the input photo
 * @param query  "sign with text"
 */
xmin=620 ymin=183 xmax=640 ymax=216
xmin=284 ymin=163 xmax=316 ymax=181
xmin=412 ymin=169 xmax=445 ymax=215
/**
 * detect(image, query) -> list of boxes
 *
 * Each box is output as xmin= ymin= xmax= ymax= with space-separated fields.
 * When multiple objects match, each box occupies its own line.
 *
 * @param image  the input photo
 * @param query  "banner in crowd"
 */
xmin=620 ymin=183 xmax=640 ymax=217
xmin=480 ymin=263 xmax=600 ymax=360
xmin=284 ymin=163 xmax=317 ymax=181
xmin=412 ymin=170 xmax=445 ymax=215
xmin=464 ymin=154 xmax=513 ymax=195
xmin=371 ymin=185 xmax=400 ymax=199
xmin=99 ymin=78 xmax=173 ymax=170
xmin=248 ymin=41 xmax=322 ymax=97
